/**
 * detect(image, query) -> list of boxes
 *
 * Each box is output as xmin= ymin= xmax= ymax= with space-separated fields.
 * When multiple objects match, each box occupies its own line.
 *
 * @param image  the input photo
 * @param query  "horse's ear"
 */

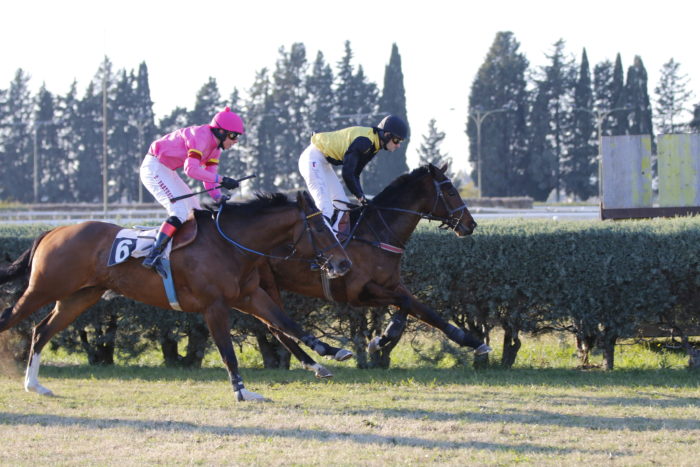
xmin=439 ymin=162 xmax=448 ymax=173
xmin=296 ymin=191 xmax=306 ymax=207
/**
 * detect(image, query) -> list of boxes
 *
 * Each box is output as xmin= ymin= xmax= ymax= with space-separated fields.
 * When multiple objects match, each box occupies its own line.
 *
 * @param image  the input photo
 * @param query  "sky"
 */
xmin=2 ymin=0 xmax=699 ymax=173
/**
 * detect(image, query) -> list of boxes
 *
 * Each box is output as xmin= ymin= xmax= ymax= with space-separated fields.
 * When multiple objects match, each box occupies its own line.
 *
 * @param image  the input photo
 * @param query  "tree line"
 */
xmin=0 ymin=32 xmax=697 ymax=204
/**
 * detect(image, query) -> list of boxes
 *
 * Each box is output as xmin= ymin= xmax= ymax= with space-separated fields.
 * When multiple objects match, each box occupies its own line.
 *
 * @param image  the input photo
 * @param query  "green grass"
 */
xmin=2 ymin=334 xmax=699 ymax=465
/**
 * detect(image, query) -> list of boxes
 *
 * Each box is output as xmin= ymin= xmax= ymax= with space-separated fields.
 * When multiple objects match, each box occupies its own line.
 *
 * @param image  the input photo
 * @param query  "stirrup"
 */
xmin=142 ymin=253 xmax=161 ymax=269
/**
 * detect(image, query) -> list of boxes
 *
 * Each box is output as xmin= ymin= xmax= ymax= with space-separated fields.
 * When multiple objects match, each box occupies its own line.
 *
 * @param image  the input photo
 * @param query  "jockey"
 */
xmin=298 ymin=114 xmax=409 ymax=235
xmin=139 ymin=107 xmax=244 ymax=269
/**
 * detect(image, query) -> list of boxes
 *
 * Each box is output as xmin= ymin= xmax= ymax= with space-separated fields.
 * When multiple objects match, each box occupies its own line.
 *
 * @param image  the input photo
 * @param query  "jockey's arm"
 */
xmin=183 ymin=150 xmax=223 ymax=200
xmin=341 ymin=137 xmax=374 ymax=200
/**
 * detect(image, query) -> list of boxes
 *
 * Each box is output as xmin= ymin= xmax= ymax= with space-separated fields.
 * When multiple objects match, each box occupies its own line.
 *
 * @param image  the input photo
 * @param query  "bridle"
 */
xmin=214 ymin=201 xmax=340 ymax=272
xmin=373 ymin=175 xmax=469 ymax=232
xmin=341 ymin=172 xmax=471 ymax=252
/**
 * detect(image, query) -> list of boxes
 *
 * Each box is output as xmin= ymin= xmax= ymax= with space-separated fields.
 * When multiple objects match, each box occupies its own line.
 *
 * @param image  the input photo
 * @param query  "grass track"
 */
xmin=2 ymin=363 xmax=699 ymax=466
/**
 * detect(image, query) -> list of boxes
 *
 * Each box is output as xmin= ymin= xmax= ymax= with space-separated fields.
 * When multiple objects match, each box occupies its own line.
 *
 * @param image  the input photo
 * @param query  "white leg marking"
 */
xmin=24 ymin=353 xmax=54 ymax=396
xmin=235 ymin=388 xmax=268 ymax=402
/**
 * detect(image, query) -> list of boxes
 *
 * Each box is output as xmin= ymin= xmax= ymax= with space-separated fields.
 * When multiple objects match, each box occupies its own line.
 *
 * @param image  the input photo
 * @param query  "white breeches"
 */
xmin=298 ymin=144 xmax=349 ymax=229
xmin=140 ymin=155 xmax=199 ymax=223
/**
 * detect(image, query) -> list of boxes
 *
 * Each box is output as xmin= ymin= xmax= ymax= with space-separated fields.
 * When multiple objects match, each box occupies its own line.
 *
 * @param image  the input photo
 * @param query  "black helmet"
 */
xmin=377 ymin=115 xmax=409 ymax=140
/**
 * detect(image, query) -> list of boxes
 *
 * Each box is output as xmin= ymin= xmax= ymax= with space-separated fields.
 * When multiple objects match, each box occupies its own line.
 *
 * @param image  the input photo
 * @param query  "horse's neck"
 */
xmin=224 ymin=208 xmax=296 ymax=253
xmin=364 ymin=192 xmax=427 ymax=245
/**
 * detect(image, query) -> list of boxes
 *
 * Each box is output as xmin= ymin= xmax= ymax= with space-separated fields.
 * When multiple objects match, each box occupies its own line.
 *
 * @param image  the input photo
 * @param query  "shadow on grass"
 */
xmin=12 ymin=363 xmax=700 ymax=389
xmin=0 ymin=411 xmax=632 ymax=457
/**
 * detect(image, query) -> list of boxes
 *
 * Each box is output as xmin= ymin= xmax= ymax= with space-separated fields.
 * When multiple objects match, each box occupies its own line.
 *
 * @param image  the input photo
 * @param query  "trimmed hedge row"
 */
xmin=2 ymin=218 xmax=699 ymax=369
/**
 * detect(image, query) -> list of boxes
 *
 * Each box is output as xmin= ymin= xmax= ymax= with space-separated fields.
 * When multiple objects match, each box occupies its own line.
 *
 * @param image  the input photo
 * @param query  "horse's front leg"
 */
xmin=257 ymin=264 xmax=338 ymax=376
xmin=238 ymin=287 xmax=353 ymax=363
xmin=268 ymin=327 xmax=335 ymax=378
xmin=202 ymin=304 xmax=267 ymax=402
xmin=364 ymin=283 xmax=492 ymax=355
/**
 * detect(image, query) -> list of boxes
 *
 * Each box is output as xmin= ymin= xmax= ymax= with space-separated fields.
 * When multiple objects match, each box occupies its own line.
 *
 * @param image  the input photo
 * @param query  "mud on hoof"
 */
xmin=235 ymin=388 xmax=269 ymax=402
xmin=367 ymin=336 xmax=382 ymax=354
xmin=302 ymin=362 xmax=333 ymax=379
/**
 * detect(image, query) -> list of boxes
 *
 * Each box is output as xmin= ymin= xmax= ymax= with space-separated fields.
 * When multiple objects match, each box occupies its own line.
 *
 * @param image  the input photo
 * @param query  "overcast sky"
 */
xmin=2 ymin=0 xmax=698 ymax=172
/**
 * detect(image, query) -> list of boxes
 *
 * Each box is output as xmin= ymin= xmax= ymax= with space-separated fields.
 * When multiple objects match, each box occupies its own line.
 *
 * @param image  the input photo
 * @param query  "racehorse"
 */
xmin=257 ymin=164 xmax=491 ymax=378
xmin=0 ymin=191 xmax=351 ymax=401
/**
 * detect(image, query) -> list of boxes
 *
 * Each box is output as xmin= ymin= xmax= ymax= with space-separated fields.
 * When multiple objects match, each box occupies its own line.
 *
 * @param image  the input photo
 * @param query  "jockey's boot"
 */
xmin=142 ymin=216 xmax=182 ymax=269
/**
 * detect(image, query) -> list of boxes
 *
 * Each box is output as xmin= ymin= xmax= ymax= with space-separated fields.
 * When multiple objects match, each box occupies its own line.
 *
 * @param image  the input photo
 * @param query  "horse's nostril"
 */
xmin=340 ymin=260 xmax=352 ymax=272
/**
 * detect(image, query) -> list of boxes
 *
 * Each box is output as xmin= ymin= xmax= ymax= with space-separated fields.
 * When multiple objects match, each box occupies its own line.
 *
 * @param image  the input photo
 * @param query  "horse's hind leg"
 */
xmin=268 ymin=327 xmax=334 ymax=378
xmin=25 ymin=287 xmax=105 ymax=396
xmin=202 ymin=304 xmax=267 ymax=402
xmin=367 ymin=310 xmax=408 ymax=354
xmin=240 ymin=288 xmax=353 ymax=362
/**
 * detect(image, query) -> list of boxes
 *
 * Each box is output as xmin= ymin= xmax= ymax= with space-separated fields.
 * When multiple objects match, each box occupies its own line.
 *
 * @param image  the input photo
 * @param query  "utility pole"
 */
xmin=468 ymin=103 xmax=514 ymax=198
xmin=102 ymin=71 xmax=108 ymax=215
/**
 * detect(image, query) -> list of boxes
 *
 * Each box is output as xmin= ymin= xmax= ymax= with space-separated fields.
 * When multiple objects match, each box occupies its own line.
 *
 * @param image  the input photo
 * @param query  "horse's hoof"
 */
xmin=367 ymin=336 xmax=382 ymax=354
xmin=333 ymin=349 xmax=353 ymax=362
xmin=25 ymin=384 xmax=54 ymax=397
xmin=474 ymin=343 xmax=492 ymax=355
xmin=235 ymin=388 xmax=269 ymax=402
xmin=303 ymin=362 xmax=333 ymax=379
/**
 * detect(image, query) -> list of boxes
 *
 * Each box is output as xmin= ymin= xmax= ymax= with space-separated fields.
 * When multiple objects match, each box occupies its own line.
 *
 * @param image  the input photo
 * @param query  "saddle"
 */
xmin=107 ymin=212 xmax=198 ymax=267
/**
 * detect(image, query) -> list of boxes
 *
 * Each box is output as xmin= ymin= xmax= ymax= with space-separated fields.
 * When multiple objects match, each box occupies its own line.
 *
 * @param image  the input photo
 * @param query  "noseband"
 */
xmin=373 ymin=176 xmax=469 ymax=232
xmin=214 ymin=202 xmax=339 ymax=272
xmin=428 ymin=179 xmax=468 ymax=231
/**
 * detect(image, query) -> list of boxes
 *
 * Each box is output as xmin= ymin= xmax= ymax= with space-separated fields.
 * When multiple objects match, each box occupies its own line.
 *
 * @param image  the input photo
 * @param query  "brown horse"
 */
xmin=258 ymin=164 xmax=490 ymax=377
xmin=0 ymin=191 xmax=351 ymax=401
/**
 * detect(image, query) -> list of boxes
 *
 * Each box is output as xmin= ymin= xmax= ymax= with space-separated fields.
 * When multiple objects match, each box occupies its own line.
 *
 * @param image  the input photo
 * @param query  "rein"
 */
xmin=343 ymin=177 xmax=468 ymax=253
xmin=214 ymin=202 xmax=335 ymax=266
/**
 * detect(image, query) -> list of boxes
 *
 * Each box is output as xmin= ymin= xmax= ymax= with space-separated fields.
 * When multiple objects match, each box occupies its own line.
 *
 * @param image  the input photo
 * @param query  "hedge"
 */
xmin=2 ymin=218 xmax=699 ymax=370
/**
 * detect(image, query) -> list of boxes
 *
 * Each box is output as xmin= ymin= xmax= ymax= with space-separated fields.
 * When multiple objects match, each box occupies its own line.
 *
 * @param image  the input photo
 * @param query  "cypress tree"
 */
xmin=417 ymin=118 xmax=452 ymax=172
xmin=270 ymin=43 xmax=309 ymax=190
xmin=0 ymin=69 xmax=33 ymax=202
xmin=610 ymin=54 xmax=628 ymax=135
xmin=306 ymin=51 xmax=335 ymax=134
xmin=34 ymin=85 xmax=67 ymax=203
xmin=625 ymin=56 xmax=654 ymax=148
xmin=364 ymin=43 xmax=410 ymax=194
xmin=654 ymin=58 xmax=695 ymax=133
xmin=190 ymin=77 xmax=223 ymax=126
xmin=563 ymin=49 xmax=597 ymax=201
xmin=468 ymin=31 xmax=529 ymax=197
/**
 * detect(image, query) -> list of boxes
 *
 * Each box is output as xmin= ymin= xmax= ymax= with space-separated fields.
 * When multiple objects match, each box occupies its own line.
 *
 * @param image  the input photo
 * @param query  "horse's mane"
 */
xmin=197 ymin=192 xmax=292 ymax=220
xmin=371 ymin=165 xmax=430 ymax=206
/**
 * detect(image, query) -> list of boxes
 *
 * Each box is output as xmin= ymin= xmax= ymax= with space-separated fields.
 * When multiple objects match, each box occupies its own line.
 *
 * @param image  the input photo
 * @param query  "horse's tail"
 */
xmin=0 ymin=231 xmax=50 ymax=287
xmin=0 ymin=231 xmax=50 ymax=332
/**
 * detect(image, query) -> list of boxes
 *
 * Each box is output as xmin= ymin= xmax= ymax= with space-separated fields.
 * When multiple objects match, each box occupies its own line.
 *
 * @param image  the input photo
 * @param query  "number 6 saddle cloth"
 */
xmin=107 ymin=214 xmax=198 ymax=267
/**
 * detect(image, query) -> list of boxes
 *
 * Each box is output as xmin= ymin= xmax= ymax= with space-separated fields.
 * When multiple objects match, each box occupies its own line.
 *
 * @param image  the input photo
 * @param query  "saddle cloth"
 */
xmin=107 ymin=217 xmax=198 ymax=267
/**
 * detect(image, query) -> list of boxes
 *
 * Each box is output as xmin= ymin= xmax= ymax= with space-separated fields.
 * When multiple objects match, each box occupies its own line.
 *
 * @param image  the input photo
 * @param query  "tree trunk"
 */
xmin=501 ymin=326 xmax=521 ymax=368
xmin=181 ymin=319 xmax=209 ymax=368
xmin=254 ymin=330 xmax=291 ymax=369
xmin=576 ymin=334 xmax=596 ymax=367
xmin=602 ymin=330 xmax=617 ymax=370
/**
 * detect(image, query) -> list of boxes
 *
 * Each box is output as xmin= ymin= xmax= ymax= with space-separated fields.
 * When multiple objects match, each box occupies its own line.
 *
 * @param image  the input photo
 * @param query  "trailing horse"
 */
xmin=0 ymin=192 xmax=351 ymax=401
xmin=258 ymin=164 xmax=490 ymax=377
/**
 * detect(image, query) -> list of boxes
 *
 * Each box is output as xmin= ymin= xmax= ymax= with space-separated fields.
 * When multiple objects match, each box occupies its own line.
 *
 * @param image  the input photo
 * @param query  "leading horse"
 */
xmin=0 ymin=191 xmax=351 ymax=401
xmin=258 ymin=164 xmax=491 ymax=377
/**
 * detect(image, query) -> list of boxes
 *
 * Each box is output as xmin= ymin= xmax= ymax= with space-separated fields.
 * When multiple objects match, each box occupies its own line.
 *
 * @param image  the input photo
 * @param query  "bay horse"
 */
xmin=0 ymin=191 xmax=351 ymax=401
xmin=258 ymin=164 xmax=491 ymax=377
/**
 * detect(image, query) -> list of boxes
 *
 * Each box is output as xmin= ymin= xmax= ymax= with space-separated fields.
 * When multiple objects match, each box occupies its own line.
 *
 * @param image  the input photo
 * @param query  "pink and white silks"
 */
xmin=140 ymin=125 xmax=224 ymax=223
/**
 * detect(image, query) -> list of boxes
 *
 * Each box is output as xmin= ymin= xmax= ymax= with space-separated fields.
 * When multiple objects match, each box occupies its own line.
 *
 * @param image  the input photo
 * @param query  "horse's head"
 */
xmin=295 ymin=191 xmax=352 ymax=278
xmin=427 ymin=163 xmax=478 ymax=236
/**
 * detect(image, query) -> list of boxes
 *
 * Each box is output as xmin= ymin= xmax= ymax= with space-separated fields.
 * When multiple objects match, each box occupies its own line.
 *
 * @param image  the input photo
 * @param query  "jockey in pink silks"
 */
xmin=139 ymin=107 xmax=244 ymax=269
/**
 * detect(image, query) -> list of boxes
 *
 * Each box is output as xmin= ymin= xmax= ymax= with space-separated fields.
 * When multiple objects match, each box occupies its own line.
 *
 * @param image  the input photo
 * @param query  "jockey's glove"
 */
xmin=220 ymin=176 xmax=240 ymax=190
